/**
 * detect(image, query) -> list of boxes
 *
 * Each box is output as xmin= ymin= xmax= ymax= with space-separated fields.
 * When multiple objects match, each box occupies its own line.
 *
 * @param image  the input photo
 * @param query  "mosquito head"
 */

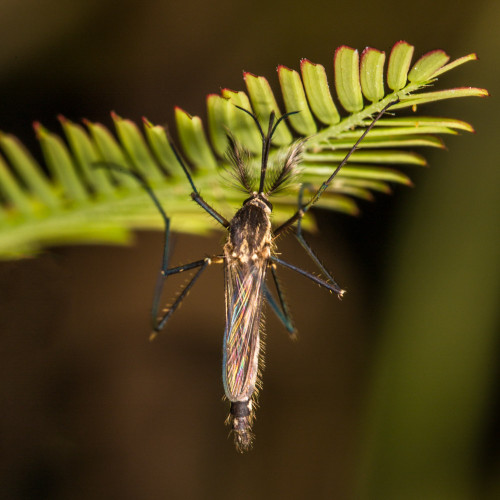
xmin=242 ymin=192 xmax=273 ymax=211
xmin=234 ymin=106 xmax=300 ymax=196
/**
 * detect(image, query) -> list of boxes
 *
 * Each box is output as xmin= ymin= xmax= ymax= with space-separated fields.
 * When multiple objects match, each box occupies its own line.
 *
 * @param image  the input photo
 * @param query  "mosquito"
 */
xmin=103 ymin=99 xmax=397 ymax=452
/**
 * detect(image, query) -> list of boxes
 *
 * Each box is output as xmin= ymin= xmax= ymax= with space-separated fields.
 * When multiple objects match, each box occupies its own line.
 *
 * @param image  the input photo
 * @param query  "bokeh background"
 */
xmin=0 ymin=1 xmax=498 ymax=499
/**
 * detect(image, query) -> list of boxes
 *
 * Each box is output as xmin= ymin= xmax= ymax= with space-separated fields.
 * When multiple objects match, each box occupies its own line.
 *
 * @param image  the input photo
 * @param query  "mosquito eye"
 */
xmin=242 ymin=196 xmax=254 ymax=205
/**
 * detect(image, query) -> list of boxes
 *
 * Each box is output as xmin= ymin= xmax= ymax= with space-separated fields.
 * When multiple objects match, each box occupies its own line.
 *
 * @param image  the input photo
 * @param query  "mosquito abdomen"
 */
xmin=228 ymin=400 xmax=254 ymax=452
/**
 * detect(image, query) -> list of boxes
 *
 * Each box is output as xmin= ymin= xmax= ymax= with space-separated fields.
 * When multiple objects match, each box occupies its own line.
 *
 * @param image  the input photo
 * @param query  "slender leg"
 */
xmin=166 ymin=137 xmax=230 ymax=228
xmin=263 ymin=263 xmax=296 ymax=336
xmin=93 ymin=163 xmax=226 ymax=337
xmin=293 ymin=184 xmax=345 ymax=295
xmin=110 ymin=165 xmax=226 ymax=337
xmin=273 ymin=99 xmax=398 ymax=237
xmin=270 ymin=255 xmax=345 ymax=296
xmin=151 ymin=256 xmax=224 ymax=339
xmin=93 ymin=164 xmax=175 ymax=277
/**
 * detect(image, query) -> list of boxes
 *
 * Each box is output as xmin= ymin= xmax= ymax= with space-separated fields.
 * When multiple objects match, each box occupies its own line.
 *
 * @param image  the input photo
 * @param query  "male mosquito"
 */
xmin=107 ymin=99 xmax=397 ymax=452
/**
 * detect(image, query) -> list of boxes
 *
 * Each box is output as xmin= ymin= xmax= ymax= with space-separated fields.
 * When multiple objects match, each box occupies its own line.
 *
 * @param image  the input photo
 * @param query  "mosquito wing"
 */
xmin=222 ymin=259 xmax=267 ymax=403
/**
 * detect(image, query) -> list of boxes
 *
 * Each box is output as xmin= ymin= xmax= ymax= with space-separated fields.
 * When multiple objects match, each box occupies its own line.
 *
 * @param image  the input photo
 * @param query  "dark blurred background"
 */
xmin=0 ymin=1 xmax=498 ymax=499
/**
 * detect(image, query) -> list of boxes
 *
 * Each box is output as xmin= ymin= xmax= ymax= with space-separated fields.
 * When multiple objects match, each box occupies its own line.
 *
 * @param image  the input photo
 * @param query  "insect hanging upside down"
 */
xmin=105 ymin=99 xmax=397 ymax=452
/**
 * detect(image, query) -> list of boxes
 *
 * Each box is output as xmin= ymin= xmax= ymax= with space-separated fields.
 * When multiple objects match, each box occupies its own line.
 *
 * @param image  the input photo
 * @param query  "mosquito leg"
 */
xmin=263 ymin=263 xmax=296 ymax=336
xmin=166 ymin=136 xmax=230 ymax=228
xmin=273 ymin=99 xmax=398 ymax=237
xmin=151 ymin=255 xmax=224 ymax=339
xmin=93 ymin=164 xmax=176 ymax=284
xmin=293 ymin=184 xmax=345 ymax=295
xmin=93 ymin=163 xmax=225 ymax=336
xmin=270 ymin=255 xmax=345 ymax=297
xmin=152 ymin=258 xmax=205 ymax=333
xmin=114 ymin=165 xmax=218 ymax=336
xmin=93 ymin=164 xmax=187 ymax=325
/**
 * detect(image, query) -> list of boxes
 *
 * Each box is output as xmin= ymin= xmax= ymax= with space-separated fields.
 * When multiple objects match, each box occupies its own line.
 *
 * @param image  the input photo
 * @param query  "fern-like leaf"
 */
xmin=0 ymin=41 xmax=488 ymax=259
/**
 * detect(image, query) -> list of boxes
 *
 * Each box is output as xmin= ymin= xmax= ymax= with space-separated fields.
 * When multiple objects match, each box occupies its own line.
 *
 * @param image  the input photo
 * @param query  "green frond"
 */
xmin=0 ymin=41 xmax=487 ymax=259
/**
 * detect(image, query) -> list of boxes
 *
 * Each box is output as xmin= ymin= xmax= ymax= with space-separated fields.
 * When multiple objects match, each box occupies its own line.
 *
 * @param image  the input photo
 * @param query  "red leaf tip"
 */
xmin=420 ymin=48 xmax=449 ymax=59
xmin=243 ymin=71 xmax=258 ymax=80
xmin=32 ymin=121 xmax=43 ymax=137
xmin=361 ymin=47 xmax=385 ymax=58
xmin=300 ymin=58 xmax=315 ymax=68
xmin=175 ymin=106 xmax=192 ymax=119
xmin=277 ymin=64 xmax=292 ymax=73
xmin=335 ymin=45 xmax=356 ymax=56
xmin=393 ymin=40 xmax=411 ymax=48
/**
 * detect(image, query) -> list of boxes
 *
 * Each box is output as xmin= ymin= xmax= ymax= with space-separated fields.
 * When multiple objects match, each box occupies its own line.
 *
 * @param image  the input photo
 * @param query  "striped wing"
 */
xmin=222 ymin=259 xmax=267 ymax=402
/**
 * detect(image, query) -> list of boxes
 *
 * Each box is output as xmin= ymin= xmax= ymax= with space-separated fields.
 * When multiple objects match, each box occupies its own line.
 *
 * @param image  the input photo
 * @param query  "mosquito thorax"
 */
xmin=224 ymin=194 xmax=273 ymax=265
